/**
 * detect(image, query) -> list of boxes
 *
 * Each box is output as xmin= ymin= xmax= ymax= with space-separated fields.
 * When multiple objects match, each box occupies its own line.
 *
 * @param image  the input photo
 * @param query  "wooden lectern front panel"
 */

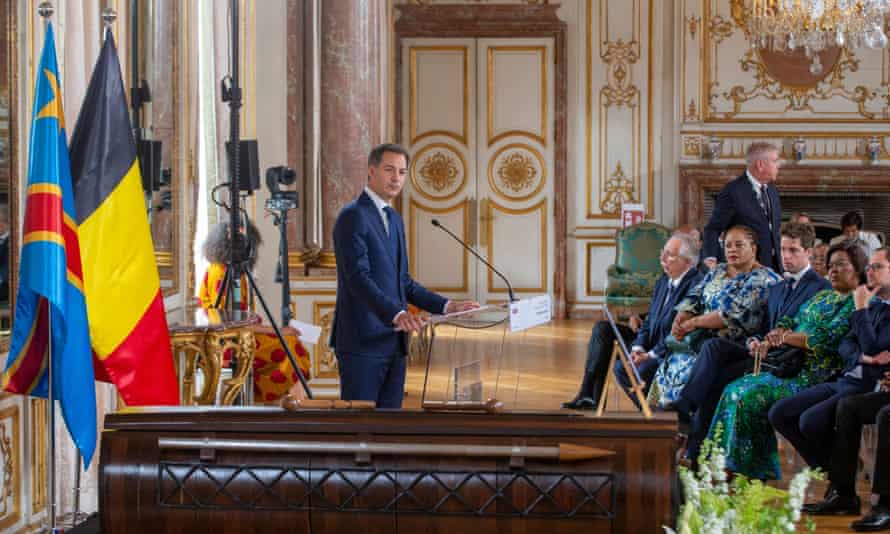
xmin=99 ymin=408 xmax=676 ymax=533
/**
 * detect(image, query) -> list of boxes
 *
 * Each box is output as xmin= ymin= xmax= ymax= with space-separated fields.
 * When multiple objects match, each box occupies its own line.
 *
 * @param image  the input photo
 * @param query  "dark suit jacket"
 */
xmin=761 ymin=268 xmax=831 ymax=336
xmin=632 ymin=268 xmax=703 ymax=360
xmin=838 ymin=301 xmax=890 ymax=391
xmin=331 ymin=191 xmax=447 ymax=357
xmin=703 ymin=173 xmax=782 ymax=273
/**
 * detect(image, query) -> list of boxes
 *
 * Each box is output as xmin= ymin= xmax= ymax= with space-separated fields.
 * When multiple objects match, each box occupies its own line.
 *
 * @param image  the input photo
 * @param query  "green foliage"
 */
xmin=665 ymin=424 xmax=824 ymax=534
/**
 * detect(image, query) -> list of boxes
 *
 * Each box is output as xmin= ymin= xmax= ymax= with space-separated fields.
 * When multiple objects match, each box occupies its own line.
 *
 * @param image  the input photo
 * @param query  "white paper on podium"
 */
xmin=509 ymin=295 xmax=552 ymax=332
xmin=288 ymin=319 xmax=322 ymax=345
xmin=428 ymin=304 xmax=497 ymax=325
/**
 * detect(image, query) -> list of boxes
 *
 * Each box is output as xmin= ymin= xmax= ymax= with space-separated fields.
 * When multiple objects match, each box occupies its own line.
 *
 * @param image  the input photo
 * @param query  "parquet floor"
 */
xmin=400 ymin=318 xmax=878 ymax=533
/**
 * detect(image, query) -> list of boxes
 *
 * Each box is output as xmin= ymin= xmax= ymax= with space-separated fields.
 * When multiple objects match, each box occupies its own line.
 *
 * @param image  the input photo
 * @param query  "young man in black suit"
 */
xmin=676 ymin=222 xmax=829 ymax=462
xmin=703 ymin=141 xmax=783 ymax=273
xmin=562 ymin=233 xmax=703 ymax=410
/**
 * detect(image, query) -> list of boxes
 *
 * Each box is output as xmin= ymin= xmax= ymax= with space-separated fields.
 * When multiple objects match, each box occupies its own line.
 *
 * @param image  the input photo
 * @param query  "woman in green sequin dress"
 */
xmin=706 ymin=241 xmax=865 ymax=480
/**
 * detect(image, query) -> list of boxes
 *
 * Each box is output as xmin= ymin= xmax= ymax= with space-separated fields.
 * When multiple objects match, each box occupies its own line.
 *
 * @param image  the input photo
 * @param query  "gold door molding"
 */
xmin=409 ymin=143 xmax=467 ymax=201
xmin=408 ymin=198 xmax=470 ymax=293
xmin=586 ymin=0 xmax=655 ymax=219
xmin=487 ymin=142 xmax=546 ymax=202
xmin=486 ymin=198 xmax=547 ymax=293
xmin=409 ymin=46 xmax=469 ymax=146
xmin=29 ymin=399 xmax=45 ymax=515
xmin=312 ymin=301 xmax=338 ymax=379
xmin=700 ymin=0 xmax=890 ymax=123
xmin=486 ymin=46 xmax=547 ymax=147
xmin=0 ymin=404 xmax=19 ymax=531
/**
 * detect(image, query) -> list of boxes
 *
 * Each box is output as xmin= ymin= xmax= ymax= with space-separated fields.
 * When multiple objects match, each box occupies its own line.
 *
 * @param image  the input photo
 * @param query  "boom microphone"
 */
xmin=431 ymin=219 xmax=517 ymax=302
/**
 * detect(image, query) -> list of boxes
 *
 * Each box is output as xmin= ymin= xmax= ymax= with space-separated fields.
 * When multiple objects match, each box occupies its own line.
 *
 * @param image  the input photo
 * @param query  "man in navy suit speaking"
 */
xmin=331 ymin=144 xmax=478 ymax=408
xmin=703 ymin=141 xmax=783 ymax=273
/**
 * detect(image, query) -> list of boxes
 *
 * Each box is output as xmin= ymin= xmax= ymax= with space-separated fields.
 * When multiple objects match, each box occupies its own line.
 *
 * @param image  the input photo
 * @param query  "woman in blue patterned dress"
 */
xmin=707 ymin=241 xmax=865 ymax=480
xmin=650 ymin=225 xmax=781 ymax=406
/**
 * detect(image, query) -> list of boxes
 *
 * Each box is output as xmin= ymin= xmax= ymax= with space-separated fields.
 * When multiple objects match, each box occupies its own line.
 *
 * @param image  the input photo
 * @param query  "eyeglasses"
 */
xmin=866 ymin=263 xmax=890 ymax=272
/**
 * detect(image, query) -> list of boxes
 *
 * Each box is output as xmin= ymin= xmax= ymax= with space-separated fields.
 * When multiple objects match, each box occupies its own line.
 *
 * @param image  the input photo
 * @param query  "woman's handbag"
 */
xmin=761 ymin=346 xmax=806 ymax=379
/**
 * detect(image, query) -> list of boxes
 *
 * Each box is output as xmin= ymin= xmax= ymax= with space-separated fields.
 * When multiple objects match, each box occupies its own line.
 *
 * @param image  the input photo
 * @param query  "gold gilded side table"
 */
xmin=167 ymin=307 xmax=260 ymax=405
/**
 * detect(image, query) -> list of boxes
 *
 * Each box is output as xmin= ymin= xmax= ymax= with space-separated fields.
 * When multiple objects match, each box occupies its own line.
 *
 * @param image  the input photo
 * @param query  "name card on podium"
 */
xmin=509 ymin=295 xmax=551 ymax=332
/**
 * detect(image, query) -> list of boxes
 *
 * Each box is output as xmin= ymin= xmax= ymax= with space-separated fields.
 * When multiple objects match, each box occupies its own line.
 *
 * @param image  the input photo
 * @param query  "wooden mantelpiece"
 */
xmin=678 ymin=163 xmax=890 ymax=227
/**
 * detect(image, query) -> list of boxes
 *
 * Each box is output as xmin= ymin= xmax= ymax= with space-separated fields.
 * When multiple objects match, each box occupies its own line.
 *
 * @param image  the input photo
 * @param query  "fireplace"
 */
xmin=679 ymin=164 xmax=890 ymax=244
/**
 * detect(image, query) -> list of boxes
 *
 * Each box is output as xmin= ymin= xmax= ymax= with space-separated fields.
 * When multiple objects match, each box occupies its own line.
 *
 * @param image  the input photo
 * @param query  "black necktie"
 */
xmin=760 ymin=185 xmax=773 ymax=228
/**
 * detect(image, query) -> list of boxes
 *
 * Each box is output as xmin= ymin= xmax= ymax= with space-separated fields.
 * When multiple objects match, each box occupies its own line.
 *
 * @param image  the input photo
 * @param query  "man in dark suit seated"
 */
xmin=331 ymin=144 xmax=478 ymax=409
xmin=798 ymin=381 xmax=890 ymax=531
xmin=562 ymin=232 xmax=703 ymax=410
xmin=675 ymin=222 xmax=829 ymax=461
xmin=776 ymin=247 xmax=890 ymax=518
xmin=703 ymin=141 xmax=783 ymax=273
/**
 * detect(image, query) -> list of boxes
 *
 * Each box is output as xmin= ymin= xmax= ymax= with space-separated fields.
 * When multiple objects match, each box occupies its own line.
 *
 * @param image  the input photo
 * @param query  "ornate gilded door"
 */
xmin=402 ymin=37 xmax=555 ymax=304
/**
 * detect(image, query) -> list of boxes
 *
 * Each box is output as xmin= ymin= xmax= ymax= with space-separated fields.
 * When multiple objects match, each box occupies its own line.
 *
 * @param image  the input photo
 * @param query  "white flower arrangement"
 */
xmin=665 ymin=424 xmax=822 ymax=534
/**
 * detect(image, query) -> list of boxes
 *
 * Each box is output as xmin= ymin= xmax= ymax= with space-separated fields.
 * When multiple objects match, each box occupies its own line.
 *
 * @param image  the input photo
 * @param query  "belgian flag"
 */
xmin=69 ymin=30 xmax=178 ymax=405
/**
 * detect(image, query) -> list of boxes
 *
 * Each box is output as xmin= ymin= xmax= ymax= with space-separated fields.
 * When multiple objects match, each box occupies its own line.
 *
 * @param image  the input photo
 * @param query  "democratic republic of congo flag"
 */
xmin=2 ymin=24 xmax=97 ymax=465
xmin=69 ymin=29 xmax=178 ymax=405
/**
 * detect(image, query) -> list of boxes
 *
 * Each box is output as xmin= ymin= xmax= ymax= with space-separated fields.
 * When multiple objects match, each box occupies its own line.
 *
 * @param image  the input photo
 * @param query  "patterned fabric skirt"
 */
xmin=707 ymin=372 xmax=815 ymax=480
xmin=251 ymin=327 xmax=312 ymax=403
xmin=650 ymin=349 xmax=697 ymax=407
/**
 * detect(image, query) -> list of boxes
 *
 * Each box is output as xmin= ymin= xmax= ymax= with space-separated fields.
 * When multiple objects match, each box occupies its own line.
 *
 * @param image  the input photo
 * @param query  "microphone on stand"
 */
xmin=431 ymin=219 xmax=517 ymax=303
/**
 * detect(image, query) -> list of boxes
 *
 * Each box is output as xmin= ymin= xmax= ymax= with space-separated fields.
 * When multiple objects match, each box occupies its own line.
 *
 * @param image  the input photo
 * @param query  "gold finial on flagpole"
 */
xmin=37 ymin=1 xmax=54 ymax=20
xmin=101 ymin=7 xmax=117 ymax=26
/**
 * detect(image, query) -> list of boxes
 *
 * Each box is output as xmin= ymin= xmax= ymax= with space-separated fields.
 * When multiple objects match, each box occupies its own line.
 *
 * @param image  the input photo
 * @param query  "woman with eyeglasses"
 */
xmin=707 ymin=240 xmax=865 ymax=480
xmin=650 ymin=225 xmax=781 ymax=407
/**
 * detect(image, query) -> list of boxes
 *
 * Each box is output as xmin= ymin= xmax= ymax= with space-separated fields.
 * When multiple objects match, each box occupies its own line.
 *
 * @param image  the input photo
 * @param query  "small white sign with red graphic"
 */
xmin=509 ymin=295 xmax=552 ymax=332
xmin=621 ymin=203 xmax=645 ymax=228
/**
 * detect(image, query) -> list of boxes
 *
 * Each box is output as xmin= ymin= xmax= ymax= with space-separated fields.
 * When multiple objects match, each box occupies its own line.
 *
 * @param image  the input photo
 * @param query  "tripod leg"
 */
xmin=212 ymin=265 xmax=231 ymax=309
xmin=243 ymin=268 xmax=314 ymax=399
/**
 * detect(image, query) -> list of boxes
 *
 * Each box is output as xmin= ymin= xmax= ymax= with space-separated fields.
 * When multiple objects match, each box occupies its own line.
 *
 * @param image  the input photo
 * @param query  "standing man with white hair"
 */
xmin=703 ymin=141 xmax=783 ymax=273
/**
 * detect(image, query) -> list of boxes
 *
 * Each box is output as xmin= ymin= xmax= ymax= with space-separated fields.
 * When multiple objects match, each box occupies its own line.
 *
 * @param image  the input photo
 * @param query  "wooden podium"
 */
xmin=99 ymin=407 xmax=677 ymax=533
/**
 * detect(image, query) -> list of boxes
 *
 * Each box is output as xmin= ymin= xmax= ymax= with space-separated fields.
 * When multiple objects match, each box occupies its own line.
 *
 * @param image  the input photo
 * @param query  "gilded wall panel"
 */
xmin=408 ymin=198 xmax=470 ymax=293
xmin=409 ymin=46 xmax=469 ymax=145
xmin=486 ymin=46 xmax=547 ymax=146
xmin=586 ymin=0 xmax=655 ymax=219
xmin=585 ymin=239 xmax=617 ymax=298
xmin=697 ymin=0 xmax=890 ymax=123
xmin=0 ymin=404 xmax=20 ymax=532
xmin=312 ymin=301 xmax=338 ymax=380
xmin=288 ymin=290 xmax=338 ymax=386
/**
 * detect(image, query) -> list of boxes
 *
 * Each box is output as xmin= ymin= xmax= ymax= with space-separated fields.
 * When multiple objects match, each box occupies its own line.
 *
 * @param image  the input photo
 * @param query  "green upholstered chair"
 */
xmin=605 ymin=222 xmax=671 ymax=314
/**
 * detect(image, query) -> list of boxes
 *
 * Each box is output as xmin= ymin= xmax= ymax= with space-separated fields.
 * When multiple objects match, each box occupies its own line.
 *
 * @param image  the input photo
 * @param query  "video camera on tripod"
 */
xmin=264 ymin=165 xmax=298 ymax=212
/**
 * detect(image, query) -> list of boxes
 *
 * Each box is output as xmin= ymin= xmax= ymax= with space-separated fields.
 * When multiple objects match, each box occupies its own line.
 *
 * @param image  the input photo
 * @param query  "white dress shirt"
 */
xmin=364 ymin=186 xmax=392 ymax=235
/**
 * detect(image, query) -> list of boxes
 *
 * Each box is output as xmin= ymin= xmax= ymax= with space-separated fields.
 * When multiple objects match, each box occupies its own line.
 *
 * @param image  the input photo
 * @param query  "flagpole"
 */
xmin=36 ymin=5 xmax=57 ymax=533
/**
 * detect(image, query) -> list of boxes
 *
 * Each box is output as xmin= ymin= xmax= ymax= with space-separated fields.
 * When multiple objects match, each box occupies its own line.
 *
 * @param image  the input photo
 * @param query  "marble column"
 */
xmin=319 ymin=0 xmax=382 ymax=252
